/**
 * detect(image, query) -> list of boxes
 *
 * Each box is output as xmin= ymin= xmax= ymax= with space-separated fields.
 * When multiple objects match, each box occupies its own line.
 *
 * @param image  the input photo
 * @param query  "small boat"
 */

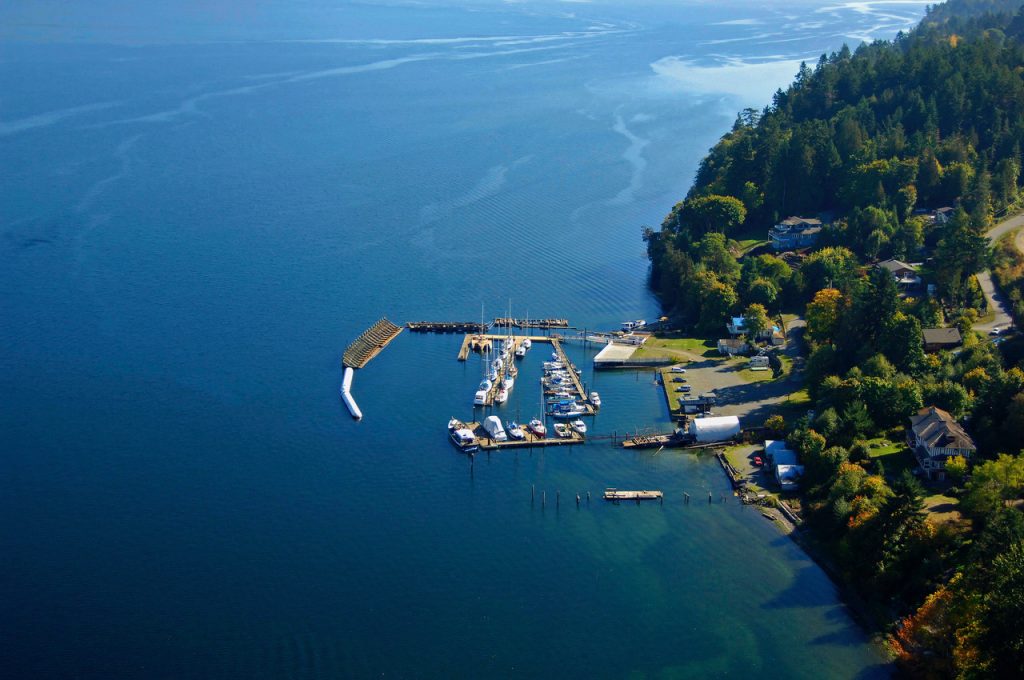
xmin=570 ymin=419 xmax=587 ymax=435
xmin=489 ymin=366 xmax=499 ymax=382
xmin=550 ymin=402 xmax=586 ymax=418
xmin=479 ymin=378 xmax=492 ymax=392
xmin=508 ymin=421 xmax=526 ymax=439
xmin=473 ymin=389 xmax=489 ymax=406
xmin=494 ymin=387 xmax=509 ymax=404
xmin=523 ymin=338 xmax=532 ymax=349
xmin=448 ymin=417 xmax=461 ymax=431
xmin=553 ymin=423 xmax=571 ymax=438
xmin=515 ymin=345 xmax=527 ymax=358
xmin=449 ymin=425 xmax=478 ymax=453
xmin=589 ymin=392 xmax=601 ymax=409
xmin=528 ymin=418 xmax=547 ymax=436
xmin=551 ymin=352 xmax=560 ymax=361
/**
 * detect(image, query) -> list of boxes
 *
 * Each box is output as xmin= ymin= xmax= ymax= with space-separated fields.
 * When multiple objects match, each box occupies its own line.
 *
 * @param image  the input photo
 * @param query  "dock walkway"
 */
xmin=463 ymin=421 xmax=584 ymax=450
xmin=603 ymin=489 xmax=663 ymax=501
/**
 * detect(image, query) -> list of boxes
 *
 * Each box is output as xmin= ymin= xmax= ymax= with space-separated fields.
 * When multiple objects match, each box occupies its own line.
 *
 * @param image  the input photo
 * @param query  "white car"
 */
xmin=990 ymin=327 xmax=1002 ymax=336
xmin=670 ymin=366 xmax=687 ymax=373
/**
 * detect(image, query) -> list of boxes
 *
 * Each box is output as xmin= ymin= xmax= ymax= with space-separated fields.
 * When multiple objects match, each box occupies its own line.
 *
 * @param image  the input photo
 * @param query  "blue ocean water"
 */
xmin=1 ymin=1 xmax=930 ymax=677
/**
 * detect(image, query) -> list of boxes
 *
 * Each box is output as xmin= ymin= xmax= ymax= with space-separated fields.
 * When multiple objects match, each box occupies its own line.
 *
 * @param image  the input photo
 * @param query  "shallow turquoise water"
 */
xmin=0 ymin=1 xmax=930 ymax=677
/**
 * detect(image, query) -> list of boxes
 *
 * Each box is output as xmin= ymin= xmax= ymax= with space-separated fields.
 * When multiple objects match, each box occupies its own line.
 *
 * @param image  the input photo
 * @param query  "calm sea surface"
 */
xmin=1 ymin=1 xmax=930 ymax=677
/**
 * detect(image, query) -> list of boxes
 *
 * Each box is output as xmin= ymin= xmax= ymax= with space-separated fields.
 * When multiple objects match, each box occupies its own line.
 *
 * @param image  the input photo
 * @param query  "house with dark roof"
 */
xmin=922 ymin=327 xmax=963 ymax=352
xmin=908 ymin=406 xmax=976 ymax=480
xmin=770 ymin=216 xmax=822 ymax=251
xmin=876 ymin=259 xmax=922 ymax=290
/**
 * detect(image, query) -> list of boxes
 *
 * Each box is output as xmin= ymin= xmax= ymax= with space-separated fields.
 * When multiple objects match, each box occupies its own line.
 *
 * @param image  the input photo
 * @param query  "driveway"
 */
xmin=977 ymin=215 xmax=1022 ymax=332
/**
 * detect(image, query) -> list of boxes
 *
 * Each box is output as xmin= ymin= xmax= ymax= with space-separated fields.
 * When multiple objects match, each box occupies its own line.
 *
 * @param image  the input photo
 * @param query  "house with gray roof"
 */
xmin=908 ymin=406 xmax=976 ymax=480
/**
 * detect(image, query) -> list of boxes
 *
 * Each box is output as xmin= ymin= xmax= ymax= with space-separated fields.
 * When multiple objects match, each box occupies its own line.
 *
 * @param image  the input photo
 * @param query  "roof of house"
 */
xmin=877 ymin=258 xmax=918 ymax=274
xmin=718 ymin=338 xmax=748 ymax=349
xmin=910 ymin=406 xmax=975 ymax=451
xmin=922 ymin=327 xmax=962 ymax=346
xmin=935 ymin=206 xmax=955 ymax=215
xmin=778 ymin=216 xmax=822 ymax=227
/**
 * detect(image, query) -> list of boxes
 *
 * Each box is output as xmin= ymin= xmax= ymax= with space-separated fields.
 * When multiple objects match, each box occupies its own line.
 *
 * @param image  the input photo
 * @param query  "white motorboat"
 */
xmin=570 ymin=419 xmax=587 ymax=435
xmin=589 ymin=392 xmax=601 ymax=409
xmin=473 ymin=389 xmax=489 ymax=406
xmin=494 ymin=387 xmax=509 ymax=404
xmin=508 ymin=421 xmax=526 ymax=439
xmin=523 ymin=338 xmax=532 ymax=349
xmin=479 ymin=378 xmax=492 ymax=392
xmin=528 ymin=418 xmax=547 ymax=437
xmin=502 ymin=374 xmax=515 ymax=391
xmin=553 ymin=423 xmax=571 ymax=438
xmin=515 ymin=344 xmax=526 ymax=358
xmin=448 ymin=419 xmax=479 ymax=450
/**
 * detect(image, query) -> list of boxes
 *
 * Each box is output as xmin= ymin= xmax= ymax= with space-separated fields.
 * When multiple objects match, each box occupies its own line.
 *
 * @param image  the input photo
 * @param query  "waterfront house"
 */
xmin=922 ymin=327 xmax=963 ymax=353
xmin=717 ymin=338 xmax=749 ymax=356
xmin=908 ymin=406 xmax=976 ymax=480
xmin=769 ymin=216 xmax=822 ymax=251
xmin=726 ymin=317 xmax=781 ymax=342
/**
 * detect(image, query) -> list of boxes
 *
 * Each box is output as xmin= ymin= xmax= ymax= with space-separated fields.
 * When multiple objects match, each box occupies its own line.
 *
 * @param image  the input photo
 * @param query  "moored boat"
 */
xmin=570 ymin=419 xmax=587 ymax=435
xmin=589 ymin=391 xmax=601 ymax=409
xmin=528 ymin=418 xmax=547 ymax=436
xmin=508 ymin=421 xmax=526 ymax=439
xmin=449 ymin=423 xmax=479 ymax=453
xmin=553 ymin=423 xmax=571 ymax=438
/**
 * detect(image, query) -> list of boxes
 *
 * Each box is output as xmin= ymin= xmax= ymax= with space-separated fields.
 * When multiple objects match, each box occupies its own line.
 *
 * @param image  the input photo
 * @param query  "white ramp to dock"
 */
xmin=593 ymin=342 xmax=638 ymax=365
xmin=340 ymin=367 xmax=363 ymax=420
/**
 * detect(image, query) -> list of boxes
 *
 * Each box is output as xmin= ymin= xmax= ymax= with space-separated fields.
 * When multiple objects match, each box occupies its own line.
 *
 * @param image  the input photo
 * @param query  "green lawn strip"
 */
xmin=863 ymin=437 xmax=915 ymax=478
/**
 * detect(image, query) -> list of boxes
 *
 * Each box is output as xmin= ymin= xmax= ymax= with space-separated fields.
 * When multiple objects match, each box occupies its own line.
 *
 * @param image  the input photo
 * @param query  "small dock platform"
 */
xmin=458 ymin=334 xmax=494 ymax=361
xmin=342 ymin=318 xmax=403 ymax=369
xmin=621 ymin=433 xmax=682 ymax=449
xmin=603 ymin=488 xmax=663 ymax=501
xmin=462 ymin=421 xmax=584 ymax=450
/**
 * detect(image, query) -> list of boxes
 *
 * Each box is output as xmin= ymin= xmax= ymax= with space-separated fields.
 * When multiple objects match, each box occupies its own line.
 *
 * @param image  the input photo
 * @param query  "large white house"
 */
xmin=908 ymin=406 xmax=976 ymax=480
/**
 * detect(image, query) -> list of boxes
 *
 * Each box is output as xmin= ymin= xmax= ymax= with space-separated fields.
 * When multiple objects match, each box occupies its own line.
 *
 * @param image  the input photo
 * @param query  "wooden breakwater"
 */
xmin=342 ymin=318 xmax=403 ymax=369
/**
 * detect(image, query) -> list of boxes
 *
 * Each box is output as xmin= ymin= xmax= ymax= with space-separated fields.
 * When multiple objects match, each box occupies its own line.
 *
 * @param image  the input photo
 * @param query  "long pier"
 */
xmin=407 ymin=321 xmax=488 ymax=333
xmin=603 ymin=489 xmax=663 ymax=502
xmin=461 ymin=421 xmax=584 ymax=450
xmin=550 ymin=337 xmax=593 ymax=412
xmin=493 ymin=317 xmax=569 ymax=329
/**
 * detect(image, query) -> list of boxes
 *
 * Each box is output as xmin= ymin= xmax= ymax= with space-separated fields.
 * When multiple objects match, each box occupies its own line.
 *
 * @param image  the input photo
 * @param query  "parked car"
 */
xmin=671 ymin=377 xmax=687 ymax=383
xmin=753 ymin=456 xmax=763 ymax=467
xmin=670 ymin=366 xmax=687 ymax=373
xmin=990 ymin=327 xmax=1003 ymax=336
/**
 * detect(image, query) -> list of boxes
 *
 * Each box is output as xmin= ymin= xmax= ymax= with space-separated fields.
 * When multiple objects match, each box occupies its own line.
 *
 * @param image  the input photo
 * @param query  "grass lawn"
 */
xmin=864 ymin=437 xmax=915 ymax=478
xmin=635 ymin=336 xmax=721 ymax=360
xmin=923 ymin=494 xmax=962 ymax=524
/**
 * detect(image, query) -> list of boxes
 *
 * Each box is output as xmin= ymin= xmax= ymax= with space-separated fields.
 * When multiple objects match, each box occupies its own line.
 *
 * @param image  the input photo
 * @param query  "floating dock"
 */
xmin=621 ymin=433 xmax=682 ymax=449
xmin=407 ymin=321 xmax=487 ymax=333
xmin=493 ymin=317 xmax=569 ymax=329
xmin=342 ymin=318 xmax=403 ymax=369
xmin=603 ymin=489 xmax=663 ymax=501
xmin=460 ymin=421 xmax=584 ymax=450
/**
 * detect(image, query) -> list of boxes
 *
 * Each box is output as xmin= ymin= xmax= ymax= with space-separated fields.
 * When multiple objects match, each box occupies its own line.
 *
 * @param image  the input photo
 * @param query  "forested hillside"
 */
xmin=646 ymin=1 xmax=1024 ymax=676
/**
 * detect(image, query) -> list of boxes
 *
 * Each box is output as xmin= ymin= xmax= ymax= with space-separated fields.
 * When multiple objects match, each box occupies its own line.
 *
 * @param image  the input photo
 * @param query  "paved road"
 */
xmin=976 ymin=213 xmax=1022 ymax=331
